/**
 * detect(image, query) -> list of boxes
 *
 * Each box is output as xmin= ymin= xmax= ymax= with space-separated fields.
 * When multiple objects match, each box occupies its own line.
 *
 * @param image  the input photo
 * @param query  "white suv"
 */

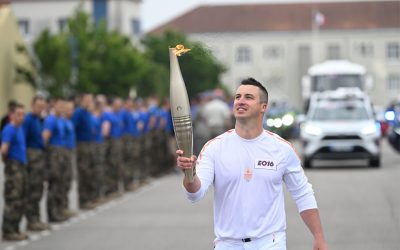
xmin=300 ymin=88 xmax=381 ymax=168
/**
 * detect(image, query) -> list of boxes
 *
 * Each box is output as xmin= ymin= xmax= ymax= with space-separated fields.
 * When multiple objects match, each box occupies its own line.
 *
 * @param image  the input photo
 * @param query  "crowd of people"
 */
xmin=0 ymin=94 xmax=175 ymax=241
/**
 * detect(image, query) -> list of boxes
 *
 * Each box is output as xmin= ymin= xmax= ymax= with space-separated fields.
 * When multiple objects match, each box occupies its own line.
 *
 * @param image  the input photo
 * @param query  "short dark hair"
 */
xmin=12 ymin=103 xmax=24 ymax=112
xmin=8 ymin=100 xmax=17 ymax=112
xmin=32 ymin=95 xmax=45 ymax=105
xmin=240 ymin=78 xmax=268 ymax=104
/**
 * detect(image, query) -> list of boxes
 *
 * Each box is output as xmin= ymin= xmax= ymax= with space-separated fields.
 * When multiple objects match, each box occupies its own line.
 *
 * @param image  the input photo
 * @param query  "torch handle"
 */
xmin=173 ymin=115 xmax=194 ymax=182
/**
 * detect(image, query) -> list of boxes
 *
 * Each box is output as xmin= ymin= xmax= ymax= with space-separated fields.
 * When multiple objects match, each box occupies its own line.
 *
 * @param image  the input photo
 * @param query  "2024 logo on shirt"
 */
xmin=254 ymin=159 xmax=277 ymax=171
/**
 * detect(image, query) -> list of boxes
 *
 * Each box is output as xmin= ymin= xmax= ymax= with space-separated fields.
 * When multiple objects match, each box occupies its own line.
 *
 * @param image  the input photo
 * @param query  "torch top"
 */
xmin=173 ymin=44 xmax=191 ymax=56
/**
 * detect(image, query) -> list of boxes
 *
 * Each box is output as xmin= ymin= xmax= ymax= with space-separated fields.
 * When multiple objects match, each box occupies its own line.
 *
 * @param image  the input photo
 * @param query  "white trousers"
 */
xmin=214 ymin=231 xmax=286 ymax=250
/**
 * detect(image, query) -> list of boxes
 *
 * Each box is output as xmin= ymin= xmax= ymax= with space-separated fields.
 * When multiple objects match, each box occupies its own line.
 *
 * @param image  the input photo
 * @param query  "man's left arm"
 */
xmin=300 ymin=209 xmax=328 ymax=250
xmin=282 ymin=146 xmax=328 ymax=250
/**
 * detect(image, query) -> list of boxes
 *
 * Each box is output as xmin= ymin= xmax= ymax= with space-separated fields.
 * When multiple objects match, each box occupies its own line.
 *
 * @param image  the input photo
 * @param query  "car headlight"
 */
xmin=273 ymin=118 xmax=283 ymax=128
xmin=266 ymin=118 xmax=274 ymax=127
xmin=303 ymin=125 xmax=322 ymax=136
xmin=385 ymin=111 xmax=395 ymax=121
xmin=361 ymin=124 xmax=377 ymax=135
xmin=282 ymin=114 xmax=294 ymax=126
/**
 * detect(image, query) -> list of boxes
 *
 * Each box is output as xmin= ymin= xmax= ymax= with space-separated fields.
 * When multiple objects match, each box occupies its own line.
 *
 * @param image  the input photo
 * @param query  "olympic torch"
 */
xmin=169 ymin=44 xmax=195 ymax=182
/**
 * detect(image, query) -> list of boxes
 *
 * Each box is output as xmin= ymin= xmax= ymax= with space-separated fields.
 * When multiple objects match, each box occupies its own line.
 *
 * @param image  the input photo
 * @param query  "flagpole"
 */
xmin=312 ymin=7 xmax=320 ymax=64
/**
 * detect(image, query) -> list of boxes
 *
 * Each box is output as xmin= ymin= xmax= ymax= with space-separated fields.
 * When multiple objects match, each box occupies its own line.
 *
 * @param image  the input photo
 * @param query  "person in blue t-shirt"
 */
xmin=146 ymin=97 xmax=163 ymax=176
xmin=103 ymin=97 xmax=124 ymax=197
xmin=22 ymin=95 xmax=50 ymax=232
xmin=72 ymin=93 xmax=98 ymax=209
xmin=92 ymin=95 xmax=111 ymax=200
xmin=61 ymin=99 xmax=77 ymax=218
xmin=121 ymin=98 xmax=140 ymax=191
xmin=159 ymin=99 xmax=175 ymax=171
xmin=136 ymin=100 xmax=150 ymax=183
xmin=0 ymin=103 xmax=29 ymax=241
xmin=42 ymin=98 xmax=69 ymax=222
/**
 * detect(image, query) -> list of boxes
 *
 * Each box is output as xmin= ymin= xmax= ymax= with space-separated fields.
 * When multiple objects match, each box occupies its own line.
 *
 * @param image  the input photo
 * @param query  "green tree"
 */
xmin=34 ymin=8 xmax=145 ymax=97
xmin=142 ymin=30 xmax=226 ymax=98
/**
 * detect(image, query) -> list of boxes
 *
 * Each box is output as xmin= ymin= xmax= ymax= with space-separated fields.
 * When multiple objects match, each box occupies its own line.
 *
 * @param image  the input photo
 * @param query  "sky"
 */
xmin=141 ymin=0 xmax=356 ymax=32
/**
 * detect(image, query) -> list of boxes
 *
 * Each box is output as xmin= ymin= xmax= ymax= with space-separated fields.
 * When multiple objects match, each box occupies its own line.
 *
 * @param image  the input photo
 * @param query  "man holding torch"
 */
xmin=176 ymin=78 xmax=328 ymax=250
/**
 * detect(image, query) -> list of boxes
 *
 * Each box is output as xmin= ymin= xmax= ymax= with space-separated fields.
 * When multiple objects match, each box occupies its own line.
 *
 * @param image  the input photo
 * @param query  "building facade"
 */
xmin=151 ymin=1 xmax=400 ymax=107
xmin=0 ymin=0 xmax=35 ymax=114
xmin=11 ymin=0 xmax=142 ymax=44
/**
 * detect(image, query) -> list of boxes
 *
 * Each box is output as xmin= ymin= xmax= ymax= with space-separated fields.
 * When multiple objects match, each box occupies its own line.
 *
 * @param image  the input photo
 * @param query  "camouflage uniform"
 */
xmin=122 ymin=135 xmax=134 ymax=190
xmin=2 ymin=160 xmax=27 ymax=234
xmin=47 ymin=146 xmax=69 ymax=221
xmin=61 ymin=148 xmax=74 ymax=211
xmin=77 ymin=142 xmax=97 ymax=206
xmin=104 ymin=138 xmax=122 ymax=195
xmin=25 ymin=149 xmax=46 ymax=224
xmin=131 ymin=137 xmax=141 ymax=185
xmin=92 ymin=142 xmax=106 ymax=198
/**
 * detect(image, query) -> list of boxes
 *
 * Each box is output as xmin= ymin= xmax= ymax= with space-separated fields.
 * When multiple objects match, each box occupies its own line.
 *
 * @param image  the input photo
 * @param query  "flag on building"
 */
xmin=314 ymin=11 xmax=325 ymax=27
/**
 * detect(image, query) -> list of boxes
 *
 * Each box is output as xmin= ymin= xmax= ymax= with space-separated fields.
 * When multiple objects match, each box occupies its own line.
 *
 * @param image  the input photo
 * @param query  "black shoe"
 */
xmin=2 ymin=232 xmax=28 ymax=241
xmin=48 ymin=214 xmax=68 ymax=223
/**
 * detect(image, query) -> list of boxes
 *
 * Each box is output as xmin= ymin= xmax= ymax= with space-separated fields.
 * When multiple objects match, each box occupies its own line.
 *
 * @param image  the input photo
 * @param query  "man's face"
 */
xmin=233 ymin=85 xmax=267 ymax=120
xmin=54 ymin=100 xmax=65 ymax=115
xmin=113 ymin=99 xmax=122 ymax=111
xmin=64 ymin=102 xmax=75 ymax=118
xmin=82 ymin=94 xmax=93 ymax=109
xmin=12 ymin=107 xmax=25 ymax=125
xmin=32 ymin=99 xmax=46 ymax=116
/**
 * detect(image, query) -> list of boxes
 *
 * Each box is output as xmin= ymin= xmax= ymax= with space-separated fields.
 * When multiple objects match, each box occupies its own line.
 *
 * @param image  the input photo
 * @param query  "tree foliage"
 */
xmin=33 ymin=9 xmax=226 ymax=98
xmin=34 ymin=8 xmax=145 ymax=97
xmin=142 ymin=31 xmax=226 ymax=98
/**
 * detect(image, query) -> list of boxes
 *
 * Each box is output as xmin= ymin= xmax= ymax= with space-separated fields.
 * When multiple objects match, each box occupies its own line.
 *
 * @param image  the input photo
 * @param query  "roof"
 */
xmin=309 ymin=60 xmax=366 ymax=76
xmin=0 ymin=0 xmax=10 ymax=5
xmin=150 ymin=1 xmax=400 ymax=34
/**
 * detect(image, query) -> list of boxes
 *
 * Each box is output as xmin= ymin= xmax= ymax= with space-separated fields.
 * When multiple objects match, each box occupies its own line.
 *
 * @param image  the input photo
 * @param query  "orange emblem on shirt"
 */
xmin=244 ymin=167 xmax=253 ymax=181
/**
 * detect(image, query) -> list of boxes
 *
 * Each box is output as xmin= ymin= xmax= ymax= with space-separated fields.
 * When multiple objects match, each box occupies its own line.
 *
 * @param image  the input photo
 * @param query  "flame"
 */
xmin=173 ymin=44 xmax=191 ymax=56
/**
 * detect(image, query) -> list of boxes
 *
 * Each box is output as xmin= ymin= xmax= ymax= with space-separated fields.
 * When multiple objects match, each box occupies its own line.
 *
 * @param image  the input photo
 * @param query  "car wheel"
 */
xmin=369 ymin=157 xmax=381 ymax=168
xmin=303 ymin=157 xmax=312 ymax=169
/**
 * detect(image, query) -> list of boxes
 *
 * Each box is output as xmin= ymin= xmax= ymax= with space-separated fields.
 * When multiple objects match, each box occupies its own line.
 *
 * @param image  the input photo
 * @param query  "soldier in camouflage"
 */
xmin=1 ymin=104 xmax=29 ymax=241
xmin=22 ymin=95 xmax=50 ymax=231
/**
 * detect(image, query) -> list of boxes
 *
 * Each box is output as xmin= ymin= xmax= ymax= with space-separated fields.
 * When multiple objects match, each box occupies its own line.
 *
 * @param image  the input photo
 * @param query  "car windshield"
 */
xmin=311 ymin=99 xmax=370 ymax=121
xmin=312 ymin=74 xmax=363 ymax=92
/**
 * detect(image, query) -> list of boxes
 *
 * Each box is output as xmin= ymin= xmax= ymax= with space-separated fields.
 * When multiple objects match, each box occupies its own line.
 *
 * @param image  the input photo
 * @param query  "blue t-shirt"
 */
xmin=72 ymin=107 xmax=94 ymax=142
xmin=1 ymin=124 xmax=27 ymax=164
xmin=44 ymin=115 xmax=65 ymax=147
xmin=122 ymin=109 xmax=140 ymax=137
xmin=160 ymin=109 xmax=173 ymax=134
xmin=92 ymin=112 xmax=110 ymax=143
xmin=64 ymin=119 xmax=76 ymax=149
xmin=139 ymin=111 xmax=150 ymax=134
xmin=23 ymin=112 xmax=44 ymax=150
xmin=104 ymin=111 xmax=123 ymax=139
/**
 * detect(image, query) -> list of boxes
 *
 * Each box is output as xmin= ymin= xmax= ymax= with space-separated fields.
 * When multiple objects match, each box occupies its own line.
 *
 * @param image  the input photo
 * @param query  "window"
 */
xmin=354 ymin=42 xmax=373 ymax=57
xmin=327 ymin=44 xmax=341 ymax=60
xmin=387 ymin=42 xmax=400 ymax=61
xmin=264 ymin=46 xmax=283 ymax=59
xmin=236 ymin=46 xmax=251 ymax=63
xmin=131 ymin=18 xmax=141 ymax=36
xmin=18 ymin=19 xmax=29 ymax=36
xmin=93 ymin=0 xmax=107 ymax=25
xmin=388 ymin=75 xmax=400 ymax=92
xmin=58 ymin=18 xmax=68 ymax=32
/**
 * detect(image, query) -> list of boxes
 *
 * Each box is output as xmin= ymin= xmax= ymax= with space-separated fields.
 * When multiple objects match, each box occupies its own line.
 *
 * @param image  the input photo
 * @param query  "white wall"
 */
xmin=191 ymin=28 xmax=400 ymax=107
xmin=11 ymin=0 xmax=92 ymax=44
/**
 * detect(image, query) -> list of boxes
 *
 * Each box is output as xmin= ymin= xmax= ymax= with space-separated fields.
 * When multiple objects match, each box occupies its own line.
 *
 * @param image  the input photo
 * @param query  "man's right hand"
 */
xmin=176 ymin=149 xmax=201 ymax=193
xmin=176 ymin=149 xmax=197 ymax=172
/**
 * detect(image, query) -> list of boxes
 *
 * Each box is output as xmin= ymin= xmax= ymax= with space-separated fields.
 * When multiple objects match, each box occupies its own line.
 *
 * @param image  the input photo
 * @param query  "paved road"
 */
xmin=0 ymin=140 xmax=399 ymax=250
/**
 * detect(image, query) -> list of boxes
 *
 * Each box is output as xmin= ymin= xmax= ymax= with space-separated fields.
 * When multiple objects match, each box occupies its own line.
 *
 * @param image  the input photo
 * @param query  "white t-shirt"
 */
xmin=185 ymin=129 xmax=317 ymax=241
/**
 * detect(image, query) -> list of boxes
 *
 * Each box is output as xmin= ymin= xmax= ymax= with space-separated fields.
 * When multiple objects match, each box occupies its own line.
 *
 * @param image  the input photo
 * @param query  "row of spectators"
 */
xmin=0 ymin=94 xmax=175 ymax=241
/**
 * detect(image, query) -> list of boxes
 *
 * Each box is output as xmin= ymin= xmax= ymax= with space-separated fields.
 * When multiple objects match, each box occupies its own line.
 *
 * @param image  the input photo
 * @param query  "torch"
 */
xmin=169 ymin=44 xmax=195 ymax=182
